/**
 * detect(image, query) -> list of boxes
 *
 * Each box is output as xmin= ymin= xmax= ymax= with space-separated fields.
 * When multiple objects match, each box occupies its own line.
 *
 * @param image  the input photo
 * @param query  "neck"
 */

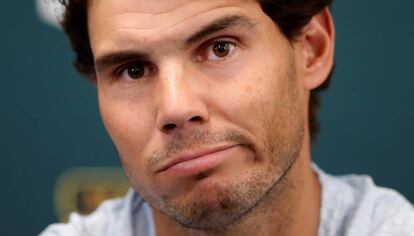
xmin=153 ymin=135 xmax=321 ymax=236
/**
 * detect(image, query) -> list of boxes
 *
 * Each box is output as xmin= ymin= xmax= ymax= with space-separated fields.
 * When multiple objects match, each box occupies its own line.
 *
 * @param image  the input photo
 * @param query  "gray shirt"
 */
xmin=41 ymin=165 xmax=414 ymax=235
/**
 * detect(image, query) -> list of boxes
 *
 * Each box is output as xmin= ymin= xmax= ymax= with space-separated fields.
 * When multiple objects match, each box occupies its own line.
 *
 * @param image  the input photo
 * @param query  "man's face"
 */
xmin=88 ymin=0 xmax=306 ymax=230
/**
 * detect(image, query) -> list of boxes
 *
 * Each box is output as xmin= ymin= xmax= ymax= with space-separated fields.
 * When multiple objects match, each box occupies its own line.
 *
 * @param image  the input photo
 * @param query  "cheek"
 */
xmin=216 ymin=52 xmax=301 ymax=146
xmin=98 ymin=93 xmax=155 ymax=168
xmin=99 ymin=97 xmax=161 ymax=196
xmin=216 ymin=69 xmax=281 ymax=134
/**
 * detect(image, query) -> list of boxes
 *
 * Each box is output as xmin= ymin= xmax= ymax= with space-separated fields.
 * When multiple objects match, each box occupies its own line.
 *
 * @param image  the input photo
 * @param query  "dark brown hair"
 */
xmin=58 ymin=0 xmax=334 ymax=141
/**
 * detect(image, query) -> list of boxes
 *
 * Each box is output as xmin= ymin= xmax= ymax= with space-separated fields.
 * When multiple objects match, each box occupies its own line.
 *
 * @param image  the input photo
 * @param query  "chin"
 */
xmin=155 ymin=163 xmax=278 ymax=231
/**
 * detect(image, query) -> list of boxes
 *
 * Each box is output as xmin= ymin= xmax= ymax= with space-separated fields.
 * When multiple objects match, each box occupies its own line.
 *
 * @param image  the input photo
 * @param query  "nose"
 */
xmin=155 ymin=63 xmax=209 ymax=133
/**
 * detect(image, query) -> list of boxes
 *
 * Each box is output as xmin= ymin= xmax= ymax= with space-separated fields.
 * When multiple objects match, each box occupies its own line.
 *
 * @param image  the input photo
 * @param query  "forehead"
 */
xmin=87 ymin=0 xmax=263 ymax=55
xmin=88 ymin=0 xmax=257 ymax=24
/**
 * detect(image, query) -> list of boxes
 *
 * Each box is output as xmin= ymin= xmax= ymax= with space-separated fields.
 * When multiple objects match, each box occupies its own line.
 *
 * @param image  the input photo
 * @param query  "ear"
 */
xmin=295 ymin=8 xmax=335 ymax=90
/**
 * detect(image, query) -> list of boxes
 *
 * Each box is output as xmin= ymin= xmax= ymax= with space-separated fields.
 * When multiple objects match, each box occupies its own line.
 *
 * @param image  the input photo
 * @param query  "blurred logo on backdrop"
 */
xmin=36 ymin=0 xmax=64 ymax=28
xmin=54 ymin=167 xmax=130 ymax=222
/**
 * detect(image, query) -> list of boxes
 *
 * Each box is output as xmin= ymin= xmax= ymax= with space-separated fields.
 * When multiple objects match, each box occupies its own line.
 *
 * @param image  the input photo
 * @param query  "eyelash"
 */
xmin=114 ymin=62 xmax=153 ymax=80
xmin=197 ymin=38 xmax=239 ymax=62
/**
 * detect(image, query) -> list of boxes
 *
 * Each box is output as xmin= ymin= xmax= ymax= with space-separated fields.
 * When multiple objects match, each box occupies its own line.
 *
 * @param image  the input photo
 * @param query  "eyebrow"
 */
xmin=185 ymin=14 xmax=256 ymax=45
xmin=95 ymin=51 xmax=150 ymax=73
xmin=94 ymin=14 xmax=256 ymax=73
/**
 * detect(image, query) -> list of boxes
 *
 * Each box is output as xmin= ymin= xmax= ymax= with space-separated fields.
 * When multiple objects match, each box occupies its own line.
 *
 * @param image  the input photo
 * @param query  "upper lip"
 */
xmin=156 ymin=144 xmax=238 ymax=173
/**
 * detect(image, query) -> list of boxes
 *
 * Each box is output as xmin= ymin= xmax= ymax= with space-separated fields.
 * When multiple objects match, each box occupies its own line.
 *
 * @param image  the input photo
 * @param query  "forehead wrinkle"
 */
xmin=102 ymin=7 xmax=253 ymax=47
xmin=162 ymin=7 xmax=253 ymax=38
xmin=104 ymin=2 xmax=254 ymax=31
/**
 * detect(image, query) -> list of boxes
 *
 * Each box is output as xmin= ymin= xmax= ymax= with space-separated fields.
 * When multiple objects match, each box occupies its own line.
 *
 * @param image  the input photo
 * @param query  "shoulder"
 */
xmin=340 ymin=174 xmax=414 ymax=235
xmin=40 ymin=189 xmax=154 ymax=236
xmin=316 ymin=165 xmax=414 ymax=236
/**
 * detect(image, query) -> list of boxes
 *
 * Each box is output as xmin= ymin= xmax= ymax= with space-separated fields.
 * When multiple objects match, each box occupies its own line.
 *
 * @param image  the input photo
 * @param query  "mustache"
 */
xmin=146 ymin=128 xmax=256 ymax=171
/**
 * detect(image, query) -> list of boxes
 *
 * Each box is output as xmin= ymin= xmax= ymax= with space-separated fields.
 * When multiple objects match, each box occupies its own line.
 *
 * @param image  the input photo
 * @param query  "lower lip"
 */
xmin=162 ymin=146 xmax=238 ymax=177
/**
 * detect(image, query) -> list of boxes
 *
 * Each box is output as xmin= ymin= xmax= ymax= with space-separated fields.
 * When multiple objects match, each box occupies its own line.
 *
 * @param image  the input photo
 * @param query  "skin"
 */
xmin=87 ymin=0 xmax=335 ymax=235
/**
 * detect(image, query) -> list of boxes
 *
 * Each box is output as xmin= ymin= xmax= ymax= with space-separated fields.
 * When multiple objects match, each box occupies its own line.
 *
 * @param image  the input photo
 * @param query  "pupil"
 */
xmin=128 ymin=64 xmax=144 ymax=79
xmin=214 ymin=43 xmax=230 ymax=57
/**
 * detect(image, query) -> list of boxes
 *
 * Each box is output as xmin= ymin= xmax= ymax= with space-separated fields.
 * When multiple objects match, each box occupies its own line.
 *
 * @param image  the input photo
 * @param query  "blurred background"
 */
xmin=0 ymin=1 xmax=413 ymax=235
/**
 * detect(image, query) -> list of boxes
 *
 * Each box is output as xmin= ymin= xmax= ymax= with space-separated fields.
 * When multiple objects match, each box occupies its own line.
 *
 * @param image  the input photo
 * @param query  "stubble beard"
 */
xmin=131 ymin=117 xmax=304 ymax=233
xmin=124 ymin=125 xmax=303 ymax=233
xmin=166 ymin=128 xmax=304 ymax=232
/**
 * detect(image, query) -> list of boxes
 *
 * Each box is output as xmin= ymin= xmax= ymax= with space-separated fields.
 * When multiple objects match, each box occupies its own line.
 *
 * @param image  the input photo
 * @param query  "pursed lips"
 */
xmin=156 ymin=144 xmax=239 ymax=174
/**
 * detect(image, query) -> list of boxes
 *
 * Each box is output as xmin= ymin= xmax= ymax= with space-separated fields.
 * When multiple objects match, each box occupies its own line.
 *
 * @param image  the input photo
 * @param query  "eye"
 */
xmin=204 ymin=41 xmax=236 ymax=62
xmin=118 ymin=62 xmax=152 ymax=80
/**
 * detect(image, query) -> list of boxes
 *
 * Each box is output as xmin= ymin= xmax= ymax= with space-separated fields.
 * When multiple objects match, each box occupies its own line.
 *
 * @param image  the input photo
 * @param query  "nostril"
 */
xmin=189 ymin=116 xmax=203 ymax=122
xmin=163 ymin=123 xmax=177 ymax=131
xmin=161 ymin=116 xmax=204 ymax=132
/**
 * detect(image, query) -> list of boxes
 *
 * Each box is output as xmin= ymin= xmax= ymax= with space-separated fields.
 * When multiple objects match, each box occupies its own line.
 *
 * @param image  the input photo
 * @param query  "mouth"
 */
xmin=157 ymin=145 xmax=239 ymax=177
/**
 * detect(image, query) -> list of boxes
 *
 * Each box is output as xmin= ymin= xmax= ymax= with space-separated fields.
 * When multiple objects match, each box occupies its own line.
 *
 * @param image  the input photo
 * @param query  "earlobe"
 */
xmin=297 ymin=8 xmax=335 ymax=90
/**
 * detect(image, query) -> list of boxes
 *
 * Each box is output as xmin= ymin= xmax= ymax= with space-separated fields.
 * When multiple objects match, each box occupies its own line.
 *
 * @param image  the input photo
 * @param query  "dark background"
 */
xmin=1 ymin=1 xmax=413 ymax=235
